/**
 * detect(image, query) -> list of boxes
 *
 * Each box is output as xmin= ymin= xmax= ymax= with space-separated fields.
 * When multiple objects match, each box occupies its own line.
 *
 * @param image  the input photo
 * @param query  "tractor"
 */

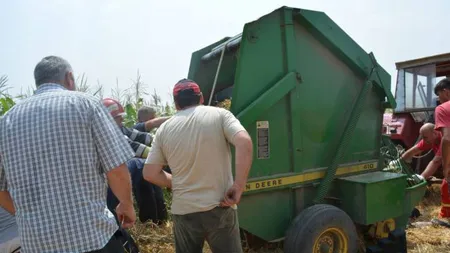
xmin=383 ymin=52 xmax=450 ymax=176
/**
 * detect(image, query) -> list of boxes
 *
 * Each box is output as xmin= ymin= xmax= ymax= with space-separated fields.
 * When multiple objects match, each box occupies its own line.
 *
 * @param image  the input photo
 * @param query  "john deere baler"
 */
xmin=186 ymin=6 xmax=427 ymax=253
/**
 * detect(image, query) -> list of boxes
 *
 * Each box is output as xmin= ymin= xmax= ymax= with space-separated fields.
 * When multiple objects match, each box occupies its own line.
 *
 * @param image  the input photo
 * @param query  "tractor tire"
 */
xmin=284 ymin=204 xmax=358 ymax=253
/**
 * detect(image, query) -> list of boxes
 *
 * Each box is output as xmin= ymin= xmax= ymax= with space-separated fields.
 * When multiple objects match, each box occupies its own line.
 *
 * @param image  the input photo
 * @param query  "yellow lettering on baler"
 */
xmin=245 ymin=178 xmax=284 ymax=191
xmin=244 ymin=161 xmax=378 ymax=192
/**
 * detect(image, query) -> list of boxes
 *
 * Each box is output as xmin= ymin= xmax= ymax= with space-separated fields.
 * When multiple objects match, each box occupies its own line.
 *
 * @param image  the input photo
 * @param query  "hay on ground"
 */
xmin=129 ymin=183 xmax=450 ymax=253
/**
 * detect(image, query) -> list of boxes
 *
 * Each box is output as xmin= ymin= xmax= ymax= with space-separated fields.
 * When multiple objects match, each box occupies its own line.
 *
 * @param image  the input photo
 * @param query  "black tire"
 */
xmin=284 ymin=204 xmax=358 ymax=253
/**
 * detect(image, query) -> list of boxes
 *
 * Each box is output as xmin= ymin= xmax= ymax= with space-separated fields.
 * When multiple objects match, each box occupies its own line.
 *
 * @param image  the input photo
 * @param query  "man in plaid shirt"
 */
xmin=0 ymin=56 xmax=136 ymax=253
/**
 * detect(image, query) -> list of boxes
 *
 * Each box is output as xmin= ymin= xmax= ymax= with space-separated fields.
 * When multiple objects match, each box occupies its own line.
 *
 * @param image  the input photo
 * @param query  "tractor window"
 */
xmin=403 ymin=63 xmax=439 ymax=110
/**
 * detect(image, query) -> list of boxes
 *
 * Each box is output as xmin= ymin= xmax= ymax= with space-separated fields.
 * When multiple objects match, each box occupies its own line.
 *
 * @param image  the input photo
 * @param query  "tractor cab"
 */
xmin=384 ymin=53 xmax=450 ymax=147
xmin=383 ymin=52 xmax=450 ymax=174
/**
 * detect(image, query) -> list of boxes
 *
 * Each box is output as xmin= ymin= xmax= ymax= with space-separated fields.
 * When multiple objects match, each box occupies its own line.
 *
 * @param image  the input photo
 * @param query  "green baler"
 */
xmin=187 ymin=6 xmax=427 ymax=253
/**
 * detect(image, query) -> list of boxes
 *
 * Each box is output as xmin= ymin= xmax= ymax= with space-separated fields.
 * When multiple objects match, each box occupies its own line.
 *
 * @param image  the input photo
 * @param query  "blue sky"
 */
xmin=0 ymin=0 xmax=449 ymax=103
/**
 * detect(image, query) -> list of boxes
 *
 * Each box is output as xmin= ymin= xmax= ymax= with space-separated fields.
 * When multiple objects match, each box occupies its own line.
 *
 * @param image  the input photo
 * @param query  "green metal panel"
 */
xmin=238 ymin=190 xmax=293 ymax=241
xmin=185 ymin=6 xmax=416 ymax=242
xmin=187 ymin=37 xmax=230 ymax=82
xmin=335 ymin=172 xmax=407 ymax=225
xmin=294 ymin=9 xmax=395 ymax=109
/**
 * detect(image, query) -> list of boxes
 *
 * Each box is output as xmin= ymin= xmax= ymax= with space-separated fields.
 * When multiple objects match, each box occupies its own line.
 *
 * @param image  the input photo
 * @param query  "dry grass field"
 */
xmin=129 ymin=184 xmax=450 ymax=253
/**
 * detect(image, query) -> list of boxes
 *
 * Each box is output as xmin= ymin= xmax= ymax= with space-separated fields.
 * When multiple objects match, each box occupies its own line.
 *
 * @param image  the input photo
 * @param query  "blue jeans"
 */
xmin=107 ymin=158 xmax=167 ymax=224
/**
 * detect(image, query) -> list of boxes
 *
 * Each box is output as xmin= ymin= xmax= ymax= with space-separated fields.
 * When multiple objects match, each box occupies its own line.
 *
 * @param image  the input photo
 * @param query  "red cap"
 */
xmin=173 ymin=79 xmax=201 ymax=96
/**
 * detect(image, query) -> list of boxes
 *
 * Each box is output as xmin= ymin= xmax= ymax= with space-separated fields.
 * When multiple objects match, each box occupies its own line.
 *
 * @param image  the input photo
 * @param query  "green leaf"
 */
xmin=123 ymin=103 xmax=137 ymax=128
xmin=0 ymin=96 xmax=15 ymax=115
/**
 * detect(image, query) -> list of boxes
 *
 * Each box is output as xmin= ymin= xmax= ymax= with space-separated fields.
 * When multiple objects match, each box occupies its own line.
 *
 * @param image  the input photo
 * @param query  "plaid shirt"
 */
xmin=0 ymin=83 xmax=134 ymax=253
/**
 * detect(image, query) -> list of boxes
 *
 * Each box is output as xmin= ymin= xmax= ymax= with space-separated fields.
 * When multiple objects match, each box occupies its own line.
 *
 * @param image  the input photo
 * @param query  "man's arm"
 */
xmin=143 ymin=128 xmax=172 ymax=188
xmin=441 ymin=128 xmax=450 ymax=179
xmin=92 ymin=100 xmax=136 ymax=228
xmin=421 ymin=156 xmax=442 ymax=179
xmin=106 ymin=164 xmax=133 ymax=205
xmin=230 ymin=131 xmax=253 ymax=189
xmin=401 ymin=145 xmax=424 ymax=163
xmin=143 ymin=164 xmax=172 ymax=189
xmin=220 ymin=109 xmax=253 ymax=206
xmin=125 ymin=136 xmax=150 ymax=158
xmin=123 ymin=127 xmax=153 ymax=146
xmin=144 ymin=116 xmax=171 ymax=132
xmin=0 ymin=155 xmax=14 ymax=215
xmin=0 ymin=191 xmax=15 ymax=215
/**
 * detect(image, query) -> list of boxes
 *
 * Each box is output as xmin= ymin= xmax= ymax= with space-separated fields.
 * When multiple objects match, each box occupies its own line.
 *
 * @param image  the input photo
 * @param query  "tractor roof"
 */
xmin=395 ymin=52 xmax=450 ymax=77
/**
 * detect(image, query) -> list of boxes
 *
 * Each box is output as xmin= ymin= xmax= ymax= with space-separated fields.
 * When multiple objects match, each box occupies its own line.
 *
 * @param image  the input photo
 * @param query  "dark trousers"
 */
xmin=172 ymin=207 xmax=243 ymax=253
xmin=107 ymin=158 xmax=167 ymax=224
xmin=85 ymin=233 xmax=125 ymax=253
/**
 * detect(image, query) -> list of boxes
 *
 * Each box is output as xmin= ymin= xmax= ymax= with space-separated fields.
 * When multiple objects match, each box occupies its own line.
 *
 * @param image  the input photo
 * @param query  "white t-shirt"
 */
xmin=145 ymin=105 xmax=246 ymax=215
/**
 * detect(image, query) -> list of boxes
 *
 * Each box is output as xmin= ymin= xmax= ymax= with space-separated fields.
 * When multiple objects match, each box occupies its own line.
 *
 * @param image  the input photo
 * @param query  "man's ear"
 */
xmin=65 ymin=72 xmax=75 ymax=91
xmin=199 ymin=92 xmax=204 ymax=105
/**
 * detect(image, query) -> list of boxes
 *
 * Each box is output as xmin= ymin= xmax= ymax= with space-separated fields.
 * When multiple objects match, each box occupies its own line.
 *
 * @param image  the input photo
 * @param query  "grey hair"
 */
xmin=137 ymin=106 xmax=156 ymax=122
xmin=34 ymin=56 xmax=73 ymax=86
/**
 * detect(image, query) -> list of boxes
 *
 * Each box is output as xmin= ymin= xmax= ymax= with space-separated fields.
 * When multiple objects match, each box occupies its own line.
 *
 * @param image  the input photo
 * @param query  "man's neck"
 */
xmin=178 ymin=104 xmax=201 ymax=111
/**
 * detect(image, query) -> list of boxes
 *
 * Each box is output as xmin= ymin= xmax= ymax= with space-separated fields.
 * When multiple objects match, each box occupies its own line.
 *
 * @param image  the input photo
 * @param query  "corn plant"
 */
xmin=0 ymin=75 xmax=16 ymax=116
xmin=0 ymin=71 xmax=177 ymax=125
xmin=0 ymin=96 xmax=15 ymax=116
xmin=75 ymin=73 xmax=89 ymax=93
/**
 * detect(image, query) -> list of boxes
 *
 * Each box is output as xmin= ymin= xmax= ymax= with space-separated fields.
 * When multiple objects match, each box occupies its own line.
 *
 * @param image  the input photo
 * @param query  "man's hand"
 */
xmin=115 ymin=203 xmax=136 ymax=229
xmin=105 ymin=163 xmax=136 ymax=228
xmin=220 ymin=183 xmax=245 ymax=207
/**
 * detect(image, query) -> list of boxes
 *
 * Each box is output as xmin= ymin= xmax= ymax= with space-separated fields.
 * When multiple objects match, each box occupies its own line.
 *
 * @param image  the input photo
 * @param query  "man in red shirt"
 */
xmin=433 ymin=77 xmax=450 ymax=218
xmin=399 ymin=123 xmax=442 ymax=179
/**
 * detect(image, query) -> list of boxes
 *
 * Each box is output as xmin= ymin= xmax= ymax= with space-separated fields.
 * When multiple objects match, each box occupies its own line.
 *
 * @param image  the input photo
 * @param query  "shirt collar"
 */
xmin=34 ymin=83 xmax=68 ymax=95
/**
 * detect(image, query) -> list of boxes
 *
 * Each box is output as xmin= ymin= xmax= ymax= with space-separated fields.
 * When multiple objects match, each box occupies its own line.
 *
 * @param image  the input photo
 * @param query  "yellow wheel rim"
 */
xmin=313 ymin=227 xmax=348 ymax=253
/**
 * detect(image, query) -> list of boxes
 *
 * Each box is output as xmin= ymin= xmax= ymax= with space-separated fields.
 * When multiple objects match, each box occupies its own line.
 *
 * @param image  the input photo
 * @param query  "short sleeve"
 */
xmin=91 ymin=101 xmax=135 ymax=173
xmin=221 ymin=109 xmax=246 ymax=143
xmin=145 ymin=128 xmax=167 ymax=165
xmin=0 ymin=154 xmax=6 ymax=191
xmin=435 ymin=104 xmax=450 ymax=131
xmin=416 ymin=140 xmax=431 ymax=151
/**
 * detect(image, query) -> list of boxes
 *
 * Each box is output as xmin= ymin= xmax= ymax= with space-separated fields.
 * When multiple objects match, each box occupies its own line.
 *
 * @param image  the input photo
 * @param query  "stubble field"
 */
xmin=129 ymin=184 xmax=450 ymax=253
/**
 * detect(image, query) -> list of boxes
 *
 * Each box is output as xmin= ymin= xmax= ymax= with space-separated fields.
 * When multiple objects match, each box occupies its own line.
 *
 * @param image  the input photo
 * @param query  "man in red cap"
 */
xmin=143 ymin=78 xmax=253 ymax=253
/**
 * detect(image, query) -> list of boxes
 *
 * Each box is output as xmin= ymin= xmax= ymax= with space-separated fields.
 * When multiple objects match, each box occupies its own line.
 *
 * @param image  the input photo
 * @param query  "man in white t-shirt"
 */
xmin=143 ymin=79 xmax=253 ymax=253
xmin=0 ymin=206 xmax=20 ymax=253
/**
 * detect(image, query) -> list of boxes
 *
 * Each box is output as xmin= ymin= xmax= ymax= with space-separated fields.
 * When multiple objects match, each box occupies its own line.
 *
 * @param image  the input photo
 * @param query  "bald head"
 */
xmin=420 ymin=123 xmax=438 ymax=144
xmin=420 ymin=123 xmax=435 ymax=135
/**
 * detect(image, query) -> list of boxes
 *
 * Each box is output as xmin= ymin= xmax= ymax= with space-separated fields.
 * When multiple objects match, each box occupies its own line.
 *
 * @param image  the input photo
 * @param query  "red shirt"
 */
xmin=435 ymin=101 xmax=450 ymax=131
xmin=433 ymin=101 xmax=450 ymax=157
xmin=417 ymin=132 xmax=442 ymax=156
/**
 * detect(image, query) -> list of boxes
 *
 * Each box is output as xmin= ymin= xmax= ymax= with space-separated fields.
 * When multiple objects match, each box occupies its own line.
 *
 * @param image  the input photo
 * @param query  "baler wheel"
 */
xmin=284 ymin=204 xmax=358 ymax=253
